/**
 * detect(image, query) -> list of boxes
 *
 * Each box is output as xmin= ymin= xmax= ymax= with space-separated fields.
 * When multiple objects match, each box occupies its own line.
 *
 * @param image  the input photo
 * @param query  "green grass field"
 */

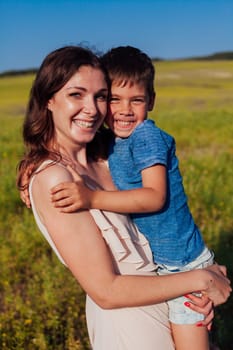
xmin=0 ymin=60 xmax=233 ymax=349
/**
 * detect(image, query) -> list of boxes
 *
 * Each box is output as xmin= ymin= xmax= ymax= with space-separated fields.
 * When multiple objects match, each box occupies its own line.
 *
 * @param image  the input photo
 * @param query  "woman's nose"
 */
xmin=83 ymin=97 xmax=97 ymax=115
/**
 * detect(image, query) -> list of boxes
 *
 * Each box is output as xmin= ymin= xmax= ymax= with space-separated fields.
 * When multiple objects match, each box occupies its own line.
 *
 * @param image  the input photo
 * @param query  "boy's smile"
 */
xmin=106 ymin=81 xmax=154 ymax=138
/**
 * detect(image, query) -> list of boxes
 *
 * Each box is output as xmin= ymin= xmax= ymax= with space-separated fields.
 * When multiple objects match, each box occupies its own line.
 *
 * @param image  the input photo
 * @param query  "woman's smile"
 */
xmin=72 ymin=117 xmax=99 ymax=129
xmin=48 ymin=66 xmax=108 ymax=146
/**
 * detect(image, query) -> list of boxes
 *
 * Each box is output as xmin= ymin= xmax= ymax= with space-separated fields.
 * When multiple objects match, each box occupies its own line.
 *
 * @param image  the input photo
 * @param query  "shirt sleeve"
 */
xmin=130 ymin=120 xmax=171 ymax=172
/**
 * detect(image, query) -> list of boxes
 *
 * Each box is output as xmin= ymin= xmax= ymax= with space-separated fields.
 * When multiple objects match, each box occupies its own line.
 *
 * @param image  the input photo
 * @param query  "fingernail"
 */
xmin=184 ymin=302 xmax=190 ymax=307
xmin=196 ymin=322 xmax=203 ymax=327
xmin=184 ymin=294 xmax=190 ymax=298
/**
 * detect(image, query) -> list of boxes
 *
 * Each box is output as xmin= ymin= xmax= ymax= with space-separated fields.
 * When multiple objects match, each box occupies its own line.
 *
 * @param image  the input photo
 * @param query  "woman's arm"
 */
xmin=50 ymin=164 xmax=167 ymax=213
xmin=33 ymin=165 xmax=231 ymax=309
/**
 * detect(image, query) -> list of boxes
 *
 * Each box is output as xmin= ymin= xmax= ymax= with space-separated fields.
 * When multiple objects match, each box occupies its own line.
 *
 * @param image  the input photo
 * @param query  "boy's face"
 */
xmin=106 ymin=81 xmax=155 ymax=138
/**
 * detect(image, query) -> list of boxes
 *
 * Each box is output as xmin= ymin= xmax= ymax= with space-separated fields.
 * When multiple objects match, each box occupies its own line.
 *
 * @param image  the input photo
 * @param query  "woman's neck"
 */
xmin=56 ymin=144 xmax=115 ymax=191
xmin=59 ymin=145 xmax=89 ymax=168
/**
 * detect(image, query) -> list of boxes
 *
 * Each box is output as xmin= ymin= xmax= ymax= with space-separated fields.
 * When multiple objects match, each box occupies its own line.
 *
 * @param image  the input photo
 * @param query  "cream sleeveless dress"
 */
xmin=29 ymin=162 xmax=174 ymax=350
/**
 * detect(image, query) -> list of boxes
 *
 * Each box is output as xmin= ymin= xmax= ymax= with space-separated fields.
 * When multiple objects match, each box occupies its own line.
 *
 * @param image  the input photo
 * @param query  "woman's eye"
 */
xmin=96 ymin=94 xmax=108 ymax=101
xmin=69 ymin=92 xmax=81 ymax=98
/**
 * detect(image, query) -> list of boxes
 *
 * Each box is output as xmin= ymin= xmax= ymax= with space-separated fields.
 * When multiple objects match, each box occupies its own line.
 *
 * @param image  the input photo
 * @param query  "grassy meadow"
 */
xmin=0 ymin=59 xmax=233 ymax=349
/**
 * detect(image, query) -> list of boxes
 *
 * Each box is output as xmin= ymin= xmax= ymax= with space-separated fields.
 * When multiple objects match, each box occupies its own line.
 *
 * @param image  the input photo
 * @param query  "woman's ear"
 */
xmin=47 ymin=98 xmax=53 ymax=112
xmin=148 ymin=92 xmax=156 ymax=111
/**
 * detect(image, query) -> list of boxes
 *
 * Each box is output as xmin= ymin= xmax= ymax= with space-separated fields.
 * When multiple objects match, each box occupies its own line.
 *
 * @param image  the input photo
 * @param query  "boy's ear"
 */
xmin=148 ymin=92 xmax=156 ymax=111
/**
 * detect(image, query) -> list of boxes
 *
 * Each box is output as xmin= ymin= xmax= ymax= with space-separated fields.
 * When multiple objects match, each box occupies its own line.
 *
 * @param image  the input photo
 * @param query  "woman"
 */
xmin=17 ymin=46 xmax=231 ymax=350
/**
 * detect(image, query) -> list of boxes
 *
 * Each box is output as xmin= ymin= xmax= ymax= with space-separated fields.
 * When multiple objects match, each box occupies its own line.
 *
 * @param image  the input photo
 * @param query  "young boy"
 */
xmin=51 ymin=46 xmax=214 ymax=349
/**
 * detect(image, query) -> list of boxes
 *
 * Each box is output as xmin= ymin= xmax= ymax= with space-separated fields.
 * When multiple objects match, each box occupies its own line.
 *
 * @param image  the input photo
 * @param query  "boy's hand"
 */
xmin=20 ymin=165 xmax=34 ymax=208
xmin=20 ymin=187 xmax=31 ymax=208
xmin=50 ymin=166 xmax=93 ymax=212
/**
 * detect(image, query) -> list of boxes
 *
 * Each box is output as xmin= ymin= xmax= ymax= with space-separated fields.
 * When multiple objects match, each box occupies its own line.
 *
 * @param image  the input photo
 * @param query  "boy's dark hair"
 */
xmin=101 ymin=46 xmax=155 ymax=98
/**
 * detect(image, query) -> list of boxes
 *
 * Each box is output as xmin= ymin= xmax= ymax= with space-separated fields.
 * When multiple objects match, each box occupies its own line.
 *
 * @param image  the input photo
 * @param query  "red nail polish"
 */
xmin=196 ymin=322 xmax=203 ymax=327
xmin=184 ymin=302 xmax=190 ymax=307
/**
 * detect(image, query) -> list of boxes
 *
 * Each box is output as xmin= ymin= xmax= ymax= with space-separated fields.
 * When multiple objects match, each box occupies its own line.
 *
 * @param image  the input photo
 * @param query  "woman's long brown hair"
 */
xmin=17 ymin=46 xmax=110 ymax=190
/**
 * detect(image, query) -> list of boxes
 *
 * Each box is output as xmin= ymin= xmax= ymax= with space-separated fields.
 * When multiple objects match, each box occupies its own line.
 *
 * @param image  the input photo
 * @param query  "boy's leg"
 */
xmin=171 ymin=323 xmax=209 ymax=350
xmin=157 ymin=247 xmax=214 ymax=349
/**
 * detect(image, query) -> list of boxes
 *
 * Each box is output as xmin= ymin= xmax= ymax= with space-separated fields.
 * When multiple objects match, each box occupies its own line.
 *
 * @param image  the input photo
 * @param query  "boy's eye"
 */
xmin=132 ymin=98 xmax=145 ymax=104
xmin=109 ymin=97 xmax=120 ymax=103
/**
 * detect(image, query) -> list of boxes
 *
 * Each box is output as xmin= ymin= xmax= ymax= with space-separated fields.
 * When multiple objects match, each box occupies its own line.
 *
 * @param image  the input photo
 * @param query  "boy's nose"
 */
xmin=120 ymin=102 xmax=133 ymax=115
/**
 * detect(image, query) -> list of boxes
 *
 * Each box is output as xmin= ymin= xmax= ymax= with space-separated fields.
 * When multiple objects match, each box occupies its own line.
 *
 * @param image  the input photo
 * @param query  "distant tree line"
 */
xmin=1 ymin=51 xmax=233 ymax=77
xmin=185 ymin=51 xmax=233 ymax=61
xmin=0 ymin=68 xmax=38 ymax=77
xmin=152 ymin=51 xmax=233 ymax=62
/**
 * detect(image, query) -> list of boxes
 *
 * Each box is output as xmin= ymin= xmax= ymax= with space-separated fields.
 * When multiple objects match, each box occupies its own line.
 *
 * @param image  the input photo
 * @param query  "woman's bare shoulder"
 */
xmin=31 ymin=162 xmax=75 ymax=224
xmin=33 ymin=162 xmax=73 ymax=190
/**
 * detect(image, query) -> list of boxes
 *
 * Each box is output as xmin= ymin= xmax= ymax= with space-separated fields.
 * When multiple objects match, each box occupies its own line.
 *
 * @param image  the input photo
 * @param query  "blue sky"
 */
xmin=1 ymin=0 xmax=233 ymax=73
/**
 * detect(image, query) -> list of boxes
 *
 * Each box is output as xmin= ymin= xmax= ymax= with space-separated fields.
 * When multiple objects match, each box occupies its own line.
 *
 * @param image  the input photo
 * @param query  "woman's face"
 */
xmin=48 ymin=65 xmax=108 ymax=148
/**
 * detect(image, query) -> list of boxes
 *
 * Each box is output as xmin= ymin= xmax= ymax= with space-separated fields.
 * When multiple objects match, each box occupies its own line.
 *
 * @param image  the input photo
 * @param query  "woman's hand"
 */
xmin=202 ymin=264 xmax=231 ymax=306
xmin=184 ymin=293 xmax=214 ymax=331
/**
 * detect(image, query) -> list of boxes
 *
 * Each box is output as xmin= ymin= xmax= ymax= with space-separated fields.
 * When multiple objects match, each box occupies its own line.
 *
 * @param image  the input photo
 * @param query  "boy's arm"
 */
xmin=51 ymin=164 xmax=167 ymax=214
xmin=92 ymin=164 xmax=167 ymax=213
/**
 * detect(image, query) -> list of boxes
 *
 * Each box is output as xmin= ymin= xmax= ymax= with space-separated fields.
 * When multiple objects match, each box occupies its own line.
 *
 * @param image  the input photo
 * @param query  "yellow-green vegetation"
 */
xmin=0 ymin=60 xmax=233 ymax=349
xmin=155 ymin=60 xmax=233 ymax=113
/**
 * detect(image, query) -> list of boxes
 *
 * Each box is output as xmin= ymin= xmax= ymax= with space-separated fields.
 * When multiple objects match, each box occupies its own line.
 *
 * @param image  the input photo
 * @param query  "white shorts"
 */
xmin=156 ymin=247 xmax=214 ymax=324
